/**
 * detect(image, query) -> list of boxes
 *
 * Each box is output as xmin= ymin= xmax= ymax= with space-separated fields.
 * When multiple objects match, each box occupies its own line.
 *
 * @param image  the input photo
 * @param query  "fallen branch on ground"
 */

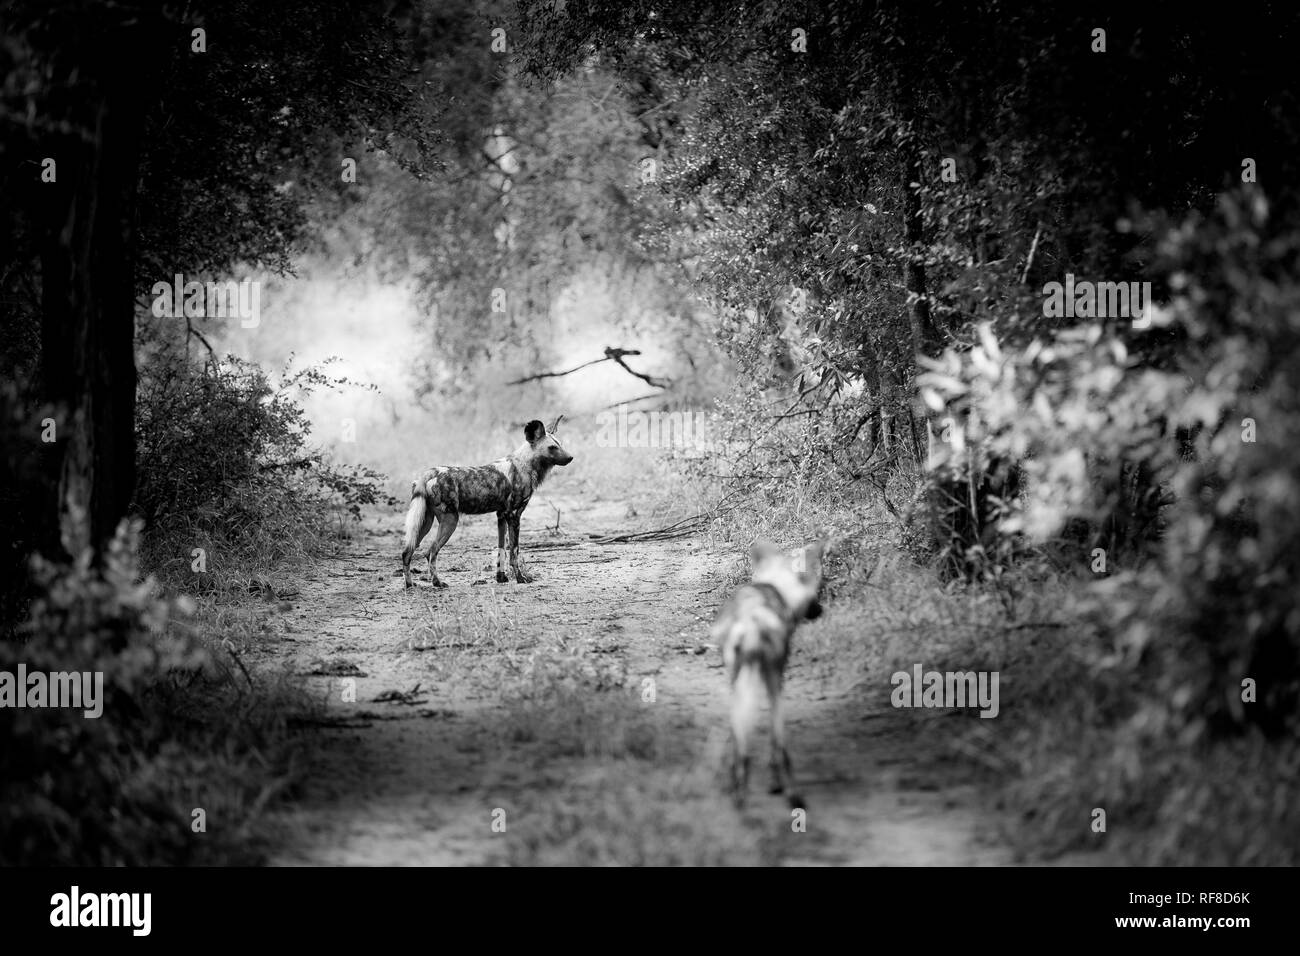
xmin=588 ymin=504 xmax=733 ymax=544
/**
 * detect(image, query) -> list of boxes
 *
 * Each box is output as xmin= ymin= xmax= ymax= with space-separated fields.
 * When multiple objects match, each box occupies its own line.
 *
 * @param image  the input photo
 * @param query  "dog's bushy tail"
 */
xmin=400 ymin=485 xmax=427 ymax=581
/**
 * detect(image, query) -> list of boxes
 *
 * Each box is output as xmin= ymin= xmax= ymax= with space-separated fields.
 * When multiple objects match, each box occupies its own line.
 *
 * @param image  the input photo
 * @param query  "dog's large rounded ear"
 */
xmin=547 ymin=414 xmax=565 ymax=433
xmin=793 ymin=540 xmax=825 ymax=578
xmin=524 ymin=420 xmax=545 ymax=443
xmin=749 ymin=539 xmax=780 ymax=564
xmin=811 ymin=529 xmax=831 ymax=559
xmin=805 ymin=532 xmax=831 ymax=568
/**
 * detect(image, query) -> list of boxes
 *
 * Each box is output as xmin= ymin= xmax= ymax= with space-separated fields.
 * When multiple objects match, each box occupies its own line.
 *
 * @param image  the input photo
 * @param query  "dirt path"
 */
xmin=260 ymin=487 xmax=1010 ymax=865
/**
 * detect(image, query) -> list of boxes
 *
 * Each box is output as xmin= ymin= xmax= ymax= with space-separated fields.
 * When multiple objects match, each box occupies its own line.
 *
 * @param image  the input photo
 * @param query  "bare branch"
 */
xmin=604 ymin=346 xmax=669 ymax=389
xmin=1020 ymin=221 xmax=1043 ymax=284
xmin=601 ymin=391 xmax=662 ymax=410
xmin=185 ymin=316 xmax=217 ymax=363
xmin=507 ymin=346 xmax=668 ymax=389
xmin=506 ymin=353 xmax=614 ymax=386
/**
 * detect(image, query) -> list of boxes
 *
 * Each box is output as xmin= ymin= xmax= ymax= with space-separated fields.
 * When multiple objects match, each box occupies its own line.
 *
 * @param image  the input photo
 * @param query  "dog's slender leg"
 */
xmin=495 ymin=513 xmax=509 ymax=583
xmin=780 ymin=705 xmax=804 ymax=812
xmin=766 ymin=670 xmax=789 ymax=795
xmin=767 ymin=669 xmax=803 ymax=808
xmin=729 ymin=668 xmax=754 ymax=807
xmin=508 ymin=513 xmax=534 ymax=584
xmin=728 ymin=728 xmax=750 ymax=809
xmin=426 ymin=511 xmax=459 ymax=588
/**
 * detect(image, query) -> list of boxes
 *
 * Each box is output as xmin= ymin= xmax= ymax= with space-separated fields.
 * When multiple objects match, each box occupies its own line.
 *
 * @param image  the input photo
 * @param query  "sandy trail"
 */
xmin=260 ymin=486 xmax=1009 ymax=865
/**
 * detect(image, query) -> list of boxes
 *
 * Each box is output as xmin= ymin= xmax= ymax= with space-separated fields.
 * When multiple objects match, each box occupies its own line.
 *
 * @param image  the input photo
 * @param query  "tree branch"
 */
xmin=604 ymin=346 xmax=669 ymax=389
xmin=507 ymin=347 xmax=668 ymax=389
xmin=506 ymin=353 xmax=613 ymax=385
xmin=1020 ymin=221 xmax=1043 ymax=284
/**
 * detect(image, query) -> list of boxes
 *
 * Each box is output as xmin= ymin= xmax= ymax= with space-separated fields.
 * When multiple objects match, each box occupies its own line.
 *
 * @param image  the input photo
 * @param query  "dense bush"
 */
xmin=0 ymin=353 xmax=380 ymax=863
xmin=919 ymin=190 xmax=1300 ymax=735
xmin=0 ymin=518 xmax=314 ymax=864
xmin=0 ymin=353 xmax=379 ymax=868
xmin=1131 ymin=192 xmax=1300 ymax=735
xmin=134 ymin=355 xmax=395 ymax=589
xmin=0 ymin=522 xmax=195 ymax=864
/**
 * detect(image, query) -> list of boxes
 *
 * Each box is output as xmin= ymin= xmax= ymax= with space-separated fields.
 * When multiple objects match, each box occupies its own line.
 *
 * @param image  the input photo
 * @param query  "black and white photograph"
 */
xmin=0 ymin=0 xmax=1294 ymax=917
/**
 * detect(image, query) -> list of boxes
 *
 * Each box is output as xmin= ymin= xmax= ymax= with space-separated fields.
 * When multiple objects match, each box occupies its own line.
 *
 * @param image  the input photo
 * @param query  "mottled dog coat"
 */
xmin=401 ymin=417 xmax=573 ymax=588
xmin=712 ymin=537 xmax=827 ymax=808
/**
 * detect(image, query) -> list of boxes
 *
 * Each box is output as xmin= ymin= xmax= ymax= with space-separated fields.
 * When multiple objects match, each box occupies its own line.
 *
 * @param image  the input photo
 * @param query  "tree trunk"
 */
xmin=37 ymin=27 xmax=153 ymax=563
xmin=902 ymin=147 xmax=941 ymax=358
xmin=900 ymin=139 xmax=943 ymax=468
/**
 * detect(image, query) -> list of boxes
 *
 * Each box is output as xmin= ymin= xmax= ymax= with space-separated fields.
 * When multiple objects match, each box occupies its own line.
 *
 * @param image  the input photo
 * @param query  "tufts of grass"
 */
xmin=493 ymin=647 xmax=652 ymax=757
xmin=486 ymin=652 xmax=772 ymax=866
xmin=497 ymin=773 xmax=768 ymax=866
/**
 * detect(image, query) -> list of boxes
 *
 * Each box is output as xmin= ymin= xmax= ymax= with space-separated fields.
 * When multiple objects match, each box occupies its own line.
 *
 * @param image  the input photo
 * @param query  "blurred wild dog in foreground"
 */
xmin=712 ymin=536 xmax=828 ymax=809
xmin=401 ymin=417 xmax=573 ymax=588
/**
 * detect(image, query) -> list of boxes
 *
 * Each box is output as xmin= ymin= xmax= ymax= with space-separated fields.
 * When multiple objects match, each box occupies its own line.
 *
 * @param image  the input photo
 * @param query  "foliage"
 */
xmin=0 ymin=0 xmax=440 ymax=866
xmin=134 ymin=355 xmax=395 ymax=588
xmin=920 ymin=191 xmax=1300 ymax=734
xmin=512 ymin=7 xmax=1300 ymax=739
xmin=0 ymin=521 xmax=304 ymax=865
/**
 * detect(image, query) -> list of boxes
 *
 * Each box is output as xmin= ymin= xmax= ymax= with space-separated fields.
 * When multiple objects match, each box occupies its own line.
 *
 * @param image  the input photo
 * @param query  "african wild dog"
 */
xmin=401 ymin=417 xmax=573 ymax=588
xmin=711 ymin=536 xmax=827 ymax=809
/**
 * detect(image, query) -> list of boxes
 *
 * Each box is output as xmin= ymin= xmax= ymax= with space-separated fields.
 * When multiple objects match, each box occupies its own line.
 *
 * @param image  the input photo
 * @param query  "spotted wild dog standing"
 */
xmin=401 ymin=416 xmax=573 ymax=588
xmin=712 ymin=536 xmax=828 ymax=809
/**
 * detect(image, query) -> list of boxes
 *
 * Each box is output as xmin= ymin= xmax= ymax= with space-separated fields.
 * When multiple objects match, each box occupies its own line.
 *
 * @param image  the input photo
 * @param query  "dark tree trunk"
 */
xmin=863 ymin=357 xmax=883 ymax=449
xmin=36 ymin=23 xmax=155 ymax=563
xmin=900 ymin=140 xmax=943 ymax=469
xmin=901 ymin=147 xmax=941 ymax=359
